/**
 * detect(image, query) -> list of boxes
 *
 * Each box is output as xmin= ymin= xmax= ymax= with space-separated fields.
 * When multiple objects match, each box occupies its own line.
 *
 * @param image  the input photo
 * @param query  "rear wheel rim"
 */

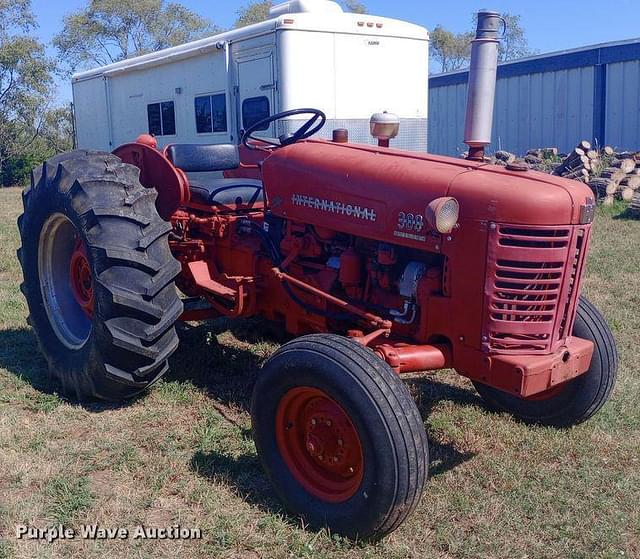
xmin=69 ymin=238 xmax=94 ymax=317
xmin=275 ymin=386 xmax=364 ymax=503
xmin=38 ymin=213 xmax=92 ymax=349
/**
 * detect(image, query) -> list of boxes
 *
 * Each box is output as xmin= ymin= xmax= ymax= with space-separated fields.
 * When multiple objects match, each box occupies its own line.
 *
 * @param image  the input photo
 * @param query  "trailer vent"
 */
xmin=483 ymin=224 xmax=591 ymax=354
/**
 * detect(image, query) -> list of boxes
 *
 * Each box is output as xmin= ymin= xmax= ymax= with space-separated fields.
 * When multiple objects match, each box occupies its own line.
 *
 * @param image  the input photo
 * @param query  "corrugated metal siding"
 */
xmin=428 ymin=67 xmax=594 ymax=156
xmin=606 ymin=60 xmax=640 ymax=149
xmin=428 ymin=39 xmax=640 ymax=156
xmin=428 ymin=82 xmax=467 ymax=156
xmin=495 ymin=67 xmax=594 ymax=155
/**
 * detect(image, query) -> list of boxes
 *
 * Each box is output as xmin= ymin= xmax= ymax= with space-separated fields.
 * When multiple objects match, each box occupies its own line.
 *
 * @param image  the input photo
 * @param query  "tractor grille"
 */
xmin=483 ymin=223 xmax=591 ymax=354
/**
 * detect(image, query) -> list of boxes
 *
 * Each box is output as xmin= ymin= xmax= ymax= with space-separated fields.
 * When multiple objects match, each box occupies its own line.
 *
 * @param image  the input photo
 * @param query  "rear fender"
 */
xmin=113 ymin=142 xmax=189 ymax=220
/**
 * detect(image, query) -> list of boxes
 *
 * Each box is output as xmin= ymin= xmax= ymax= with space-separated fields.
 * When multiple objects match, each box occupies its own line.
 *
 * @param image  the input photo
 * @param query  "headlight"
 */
xmin=426 ymin=197 xmax=459 ymax=234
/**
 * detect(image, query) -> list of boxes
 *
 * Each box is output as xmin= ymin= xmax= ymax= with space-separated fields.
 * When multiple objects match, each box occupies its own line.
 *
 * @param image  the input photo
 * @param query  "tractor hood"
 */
xmin=262 ymin=140 xmax=594 ymax=246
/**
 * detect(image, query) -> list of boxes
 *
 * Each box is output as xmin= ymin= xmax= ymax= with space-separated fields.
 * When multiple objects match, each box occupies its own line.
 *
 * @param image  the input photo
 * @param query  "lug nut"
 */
xmin=326 ymin=420 xmax=332 ymax=427
xmin=337 ymin=439 xmax=343 ymax=446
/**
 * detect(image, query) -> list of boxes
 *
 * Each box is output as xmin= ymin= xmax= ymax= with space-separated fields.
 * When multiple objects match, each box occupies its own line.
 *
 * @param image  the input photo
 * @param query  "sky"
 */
xmin=30 ymin=0 xmax=640 ymax=104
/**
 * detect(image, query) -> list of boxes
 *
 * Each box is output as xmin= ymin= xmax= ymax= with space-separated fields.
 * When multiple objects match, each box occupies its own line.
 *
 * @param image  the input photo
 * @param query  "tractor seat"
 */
xmin=165 ymin=143 xmax=264 ymax=209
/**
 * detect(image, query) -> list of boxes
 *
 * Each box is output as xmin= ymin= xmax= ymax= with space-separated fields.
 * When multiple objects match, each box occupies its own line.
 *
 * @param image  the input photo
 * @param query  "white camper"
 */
xmin=72 ymin=0 xmax=429 ymax=152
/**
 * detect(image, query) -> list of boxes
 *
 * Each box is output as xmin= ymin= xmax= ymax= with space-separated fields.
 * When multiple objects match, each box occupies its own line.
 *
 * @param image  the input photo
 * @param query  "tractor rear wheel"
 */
xmin=17 ymin=150 xmax=183 ymax=401
xmin=251 ymin=334 xmax=429 ymax=541
xmin=473 ymin=296 xmax=618 ymax=427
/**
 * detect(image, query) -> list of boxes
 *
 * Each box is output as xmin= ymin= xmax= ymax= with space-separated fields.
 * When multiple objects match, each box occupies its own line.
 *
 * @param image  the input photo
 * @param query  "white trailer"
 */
xmin=72 ymin=0 xmax=429 ymax=152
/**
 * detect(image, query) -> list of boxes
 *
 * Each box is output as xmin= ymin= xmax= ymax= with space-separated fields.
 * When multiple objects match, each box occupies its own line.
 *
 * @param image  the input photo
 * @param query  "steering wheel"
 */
xmin=242 ymin=108 xmax=326 ymax=151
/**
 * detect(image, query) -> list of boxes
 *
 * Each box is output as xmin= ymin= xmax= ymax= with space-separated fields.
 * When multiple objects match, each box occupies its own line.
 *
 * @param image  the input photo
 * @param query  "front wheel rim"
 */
xmin=38 ymin=213 xmax=93 ymax=349
xmin=275 ymin=386 xmax=364 ymax=503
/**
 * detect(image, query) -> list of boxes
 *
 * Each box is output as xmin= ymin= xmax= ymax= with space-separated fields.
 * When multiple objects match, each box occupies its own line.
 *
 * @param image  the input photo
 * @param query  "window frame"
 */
xmin=194 ymin=92 xmax=228 ymax=135
xmin=242 ymin=96 xmax=271 ymax=132
xmin=146 ymin=100 xmax=176 ymax=137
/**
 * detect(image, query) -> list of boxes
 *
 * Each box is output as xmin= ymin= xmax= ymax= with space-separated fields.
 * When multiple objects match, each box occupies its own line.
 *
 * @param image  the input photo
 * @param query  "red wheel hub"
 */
xmin=275 ymin=387 xmax=364 ymax=503
xmin=69 ymin=238 xmax=94 ymax=317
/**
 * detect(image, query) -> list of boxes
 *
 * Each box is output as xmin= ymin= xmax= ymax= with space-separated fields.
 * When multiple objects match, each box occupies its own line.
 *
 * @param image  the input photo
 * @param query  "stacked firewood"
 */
xmin=591 ymin=159 xmax=640 ymax=206
xmin=488 ymin=141 xmax=640 ymax=212
xmin=630 ymin=189 xmax=640 ymax=218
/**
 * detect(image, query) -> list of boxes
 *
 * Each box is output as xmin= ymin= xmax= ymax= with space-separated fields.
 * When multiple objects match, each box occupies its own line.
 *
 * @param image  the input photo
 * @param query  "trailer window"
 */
xmin=242 ymin=96 xmax=270 ymax=131
xmin=195 ymin=93 xmax=227 ymax=133
xmin=147 ymin=101 xmax=175 ymax=136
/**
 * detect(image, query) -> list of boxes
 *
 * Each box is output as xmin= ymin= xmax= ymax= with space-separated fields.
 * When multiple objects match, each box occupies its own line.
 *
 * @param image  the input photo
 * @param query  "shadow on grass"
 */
xmin=408 ymin=376 xmax=480 ymax=476
xmin=190 ymin=450 xmax=286 ymax=517
xmin=0 ymin=318 xmax=278 ymax=413
xmin=0 ymin=327 xmax=146 ymax=412
xmin=166 ymin=317 xmax=287 ymax=412
xmin=190 ymin=438 xmax=473 ymax=527
xmin=0 ymin=327 xmax=51 ymax=392
xmin=612 ymin=207 xmax=639 ymax=221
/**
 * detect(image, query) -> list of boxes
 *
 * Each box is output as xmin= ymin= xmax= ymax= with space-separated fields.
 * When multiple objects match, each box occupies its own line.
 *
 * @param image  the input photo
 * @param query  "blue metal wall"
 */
xmin=428 ymin=39 xmax=640 ymax=156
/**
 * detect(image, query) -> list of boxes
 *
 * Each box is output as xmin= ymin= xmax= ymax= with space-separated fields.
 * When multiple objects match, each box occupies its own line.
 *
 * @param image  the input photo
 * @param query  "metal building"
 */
xmin=428 ymin=38 xmax=640 ymax=156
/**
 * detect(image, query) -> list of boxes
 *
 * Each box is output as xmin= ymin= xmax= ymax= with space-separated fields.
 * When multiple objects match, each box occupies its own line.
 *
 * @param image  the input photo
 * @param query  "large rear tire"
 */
xmin=17 ymin=150 xmax=183 ymax=401
xmin=473 ymin=296 xmax=618 ymax=427
xmin=251 ymin=334 xmax=428 ymax=541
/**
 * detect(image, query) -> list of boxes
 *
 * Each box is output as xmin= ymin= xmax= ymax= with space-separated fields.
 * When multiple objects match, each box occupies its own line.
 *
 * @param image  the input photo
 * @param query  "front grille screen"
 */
xmin=484 ymin=224 xmax=590 ymax=354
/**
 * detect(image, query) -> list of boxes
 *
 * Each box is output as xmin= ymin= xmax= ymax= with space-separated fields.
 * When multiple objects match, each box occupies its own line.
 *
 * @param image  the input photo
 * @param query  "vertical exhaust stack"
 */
xmin=464 ymin=10 xmax=503 ymax=161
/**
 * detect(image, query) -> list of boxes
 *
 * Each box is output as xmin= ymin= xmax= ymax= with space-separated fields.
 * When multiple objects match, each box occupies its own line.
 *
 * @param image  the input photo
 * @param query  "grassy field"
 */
xmin=0 ymin=185 xmax=638 ymax=559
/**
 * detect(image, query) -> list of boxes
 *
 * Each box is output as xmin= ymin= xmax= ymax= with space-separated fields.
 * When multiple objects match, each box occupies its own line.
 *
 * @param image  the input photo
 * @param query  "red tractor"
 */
xmin=17 ymin=12 xmax=616 ymax=541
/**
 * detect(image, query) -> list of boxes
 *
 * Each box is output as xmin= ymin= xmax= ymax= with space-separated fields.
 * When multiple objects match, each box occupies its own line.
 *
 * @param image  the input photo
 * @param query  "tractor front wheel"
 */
xmin=473 ymin=296 xmax=618 ymax=427
xmin=17 ymin=150 xmax=183 ymax=401
xmin=251 ymin=334 xmax=429 ymax=541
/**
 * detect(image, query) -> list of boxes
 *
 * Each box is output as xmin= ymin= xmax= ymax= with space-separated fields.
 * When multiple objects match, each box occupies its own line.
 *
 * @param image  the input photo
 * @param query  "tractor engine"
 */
xmin=262 ymin=212 xmax=444 ymax=335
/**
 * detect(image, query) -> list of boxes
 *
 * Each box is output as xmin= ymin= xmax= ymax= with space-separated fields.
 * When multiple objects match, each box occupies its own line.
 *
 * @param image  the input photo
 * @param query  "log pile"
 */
xmin=630 ymin=189 xmax=640 ymax=218
xmin=591 ymin=151 xmax=640 ymax=206
xmin=487 ymin=141 xmax=640 ymax=216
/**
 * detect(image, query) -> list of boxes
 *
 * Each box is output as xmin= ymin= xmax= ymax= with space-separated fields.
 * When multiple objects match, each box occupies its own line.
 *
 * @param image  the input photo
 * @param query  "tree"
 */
xmin=0 ymin=0 xmax=56 ymax=185
xmin=343 ymin=0 xmax=367 ymax=13
xmin=430 ymin=13 xmax=533 ymax=73
xmin=498 ymin=13 xmax=534 ymax=62
xmin=430 ymin=25 xmax=473 ymax=73
xmin=234 ymin=0 xmax=367 ymax=28
xmin=53 ymin=0 xmax=216 ymax=72
xmin=41 ymin=106 xmax=74 ymax=153
xmin=234 ymin=0 xmax=272 ymax=28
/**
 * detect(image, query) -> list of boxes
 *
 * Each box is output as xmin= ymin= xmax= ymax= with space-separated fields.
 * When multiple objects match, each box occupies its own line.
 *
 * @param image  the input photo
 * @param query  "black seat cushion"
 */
xmin=166 ymin=143 xmax=240 ymax=172
xmin=188 ymin=176 xmax=264 ymax=208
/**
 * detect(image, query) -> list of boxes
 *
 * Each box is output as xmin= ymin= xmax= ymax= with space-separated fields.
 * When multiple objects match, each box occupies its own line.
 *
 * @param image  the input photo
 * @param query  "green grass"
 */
xmin=45 ymin=475 xmax=94 ymax=525
xmin=0 ymin=187 xmax=638 ymax=558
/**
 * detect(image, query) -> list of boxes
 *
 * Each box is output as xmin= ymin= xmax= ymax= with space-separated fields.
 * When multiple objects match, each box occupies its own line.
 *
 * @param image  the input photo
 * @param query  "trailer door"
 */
xmin=235 ymin=50 xmax=276 ymax=140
